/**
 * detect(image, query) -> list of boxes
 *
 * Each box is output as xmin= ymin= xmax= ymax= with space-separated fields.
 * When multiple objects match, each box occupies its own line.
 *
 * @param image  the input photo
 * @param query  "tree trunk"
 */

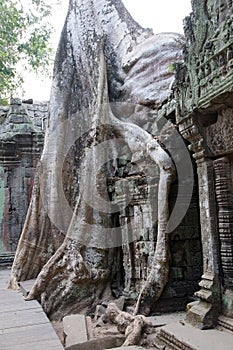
xmin=9 ymin=0 xmax=183 ymax=320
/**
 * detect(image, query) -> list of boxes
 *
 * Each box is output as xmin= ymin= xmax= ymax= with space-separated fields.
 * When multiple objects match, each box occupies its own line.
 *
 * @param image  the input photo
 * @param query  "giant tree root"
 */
xmin=24 ymin=237 xmax=111 ymax=319
xmin=9 ymin=0 xmax=179 ymax=319
xmin=105 ymin=303 xmax=156 ymax=346
xmin=133 ymin=170 xmax=173 ymax=316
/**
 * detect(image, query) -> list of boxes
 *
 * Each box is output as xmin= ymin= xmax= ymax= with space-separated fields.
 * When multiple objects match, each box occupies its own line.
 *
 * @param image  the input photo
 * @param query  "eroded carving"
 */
xmin=214 ymin=156 xmax=233 ymax=289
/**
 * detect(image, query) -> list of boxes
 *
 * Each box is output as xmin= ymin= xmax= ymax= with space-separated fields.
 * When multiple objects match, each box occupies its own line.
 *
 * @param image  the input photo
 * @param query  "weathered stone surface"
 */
xmin=214 ymin=157 xmax=233 ymax=291
xmin=176 ymin=0 xmax=233 ymax=330
xmin=175 ymin=0 xmax=233 ymax=115
xmin=106 ymin=347 xmax=144 ymax=350
xmin=222 ymin=290 xmax=233 ymax=318
xmin=218 ymin=314 xmax=233 ymax=333
xmin=206 ymin=109 xmax=233 ymax=155
xmin=0 ymin=100 xmax=48 ymax=129
xmin=157 ymin=321 xmax=233 ymax=350
xmin=63 ymin=314 xmax=88 ymax=347
xmin=65 ymin=335 xmax=125 ymax=350
xmin=0 ymin=100 xmax=47 ymax=253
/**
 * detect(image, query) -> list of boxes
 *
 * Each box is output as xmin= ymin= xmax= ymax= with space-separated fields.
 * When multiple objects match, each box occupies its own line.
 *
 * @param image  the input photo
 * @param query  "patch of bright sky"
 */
xmin=22 ymin=0 xmax=192 ymax=101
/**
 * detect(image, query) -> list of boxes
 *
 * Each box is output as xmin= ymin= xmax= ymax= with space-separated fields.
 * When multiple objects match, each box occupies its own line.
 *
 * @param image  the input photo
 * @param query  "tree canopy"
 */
xmin=0 ymin=0 xmax=55 ymax=101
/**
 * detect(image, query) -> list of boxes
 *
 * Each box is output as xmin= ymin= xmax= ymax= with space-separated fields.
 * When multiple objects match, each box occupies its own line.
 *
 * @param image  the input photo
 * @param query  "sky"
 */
xmin=22 ymin=0 xmax=192 ymax=101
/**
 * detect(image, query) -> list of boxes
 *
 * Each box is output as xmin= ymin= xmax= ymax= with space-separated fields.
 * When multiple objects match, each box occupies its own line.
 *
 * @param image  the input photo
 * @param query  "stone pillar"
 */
xmin=180 ymin=120 xmax=222 ymax=329
xmin=113 ymin=173 xmax=156 ymax=301
xmin=214 ymin=156 xmax=233 ymax=317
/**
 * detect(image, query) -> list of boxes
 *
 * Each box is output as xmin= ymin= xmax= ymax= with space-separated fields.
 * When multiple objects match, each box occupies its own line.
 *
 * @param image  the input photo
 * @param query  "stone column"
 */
xmin=180 ymin=120 xmax=222 ymax=329
xmin=214 ymin=156 xmax=233 ymax=317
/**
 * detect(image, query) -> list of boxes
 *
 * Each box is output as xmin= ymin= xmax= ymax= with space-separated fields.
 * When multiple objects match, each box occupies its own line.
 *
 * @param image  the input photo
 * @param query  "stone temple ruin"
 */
xmin=175 ymin=0 xmax=233 ymax=330
xmin=1 ymin=0 xmax=233 ymax=348
xmin=0 ymin=99 xmax=47 ymax=258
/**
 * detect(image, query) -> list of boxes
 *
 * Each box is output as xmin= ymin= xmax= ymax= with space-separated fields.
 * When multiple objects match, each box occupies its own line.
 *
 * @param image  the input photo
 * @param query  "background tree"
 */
xmin=0 ymin=0 xmax=55 ymax=101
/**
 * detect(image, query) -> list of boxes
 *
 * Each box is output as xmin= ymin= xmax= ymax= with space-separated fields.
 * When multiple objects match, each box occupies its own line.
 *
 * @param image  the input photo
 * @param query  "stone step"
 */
xmin=0 ymin=268 xmax=11 ymax=290
xmin=218 ymin=315 xmax=233 ymax=334
xmin=0 ymin=269 xmax=64 ymax=350
xmin=156 ymin=322 xmax=233 ymax=350
xmin=0 ymin=253 xmax=14 ymax=266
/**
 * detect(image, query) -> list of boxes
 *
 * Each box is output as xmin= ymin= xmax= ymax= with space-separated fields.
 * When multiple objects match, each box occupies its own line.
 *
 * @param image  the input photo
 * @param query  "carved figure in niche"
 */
xmin=227 ymin=45 xmax=233 ymax=68
xmin=207 ymin=0 xmax=218 ymax=31
xmin=227 ymin=0 xmax=233 ymax=7
xmin=197 ymin=65 xmax=204 ymax=81
xmin=219 ymin=53 xmax=228 ymax=74
xmin=205 ymin=62 xmax=212 ymax=77
xmin=183 ymin=15 xmax=195 ymax=45
xmin=215 ymin=0 xmax=227 ymax=23
xmin=9 ymin=0 xmax=184 ymax=319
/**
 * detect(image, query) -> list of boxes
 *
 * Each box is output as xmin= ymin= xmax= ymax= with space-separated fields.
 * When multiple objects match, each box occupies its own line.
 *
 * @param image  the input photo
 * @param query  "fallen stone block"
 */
xmin=65 ymin=334 xmax=125 ymax=350
xmin=106 ymin=347 xmax=145 ymax=350
xmin=85 ymin=315 xmax=94 ymax=339
xmin=63 ymin=314 xmax=88 ymax=348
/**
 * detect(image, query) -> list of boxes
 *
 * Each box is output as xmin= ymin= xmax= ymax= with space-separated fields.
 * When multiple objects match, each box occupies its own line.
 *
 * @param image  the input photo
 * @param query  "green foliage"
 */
xmin=168 ymin=63 xmax=174 ymax=72
xmin=0 ymin=0 xmax=55 ymax=99
xmin=0 ymin=98 xmax=8 ymax=106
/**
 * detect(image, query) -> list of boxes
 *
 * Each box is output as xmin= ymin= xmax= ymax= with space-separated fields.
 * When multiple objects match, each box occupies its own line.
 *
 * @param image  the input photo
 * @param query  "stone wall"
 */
xmin=108 ymin=164 xmax=201 ymax=313
xmin=106 ymin=98 xmax=202 ymax=313
xmin=0 ymin=99 xmax=48 ymax=130
xmin=175 ymin=0 xmax=233 ymax=327
xmin=0 ymin=98 xmax=48 ymax=253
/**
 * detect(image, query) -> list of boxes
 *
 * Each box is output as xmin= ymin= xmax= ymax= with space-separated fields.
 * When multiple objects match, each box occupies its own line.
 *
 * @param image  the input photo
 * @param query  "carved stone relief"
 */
xmin=206 ymin=109 xmax=233 ymax=155
xmin=214 ymin=156 xmax=233 ymax=291
xmin=109 ymin=161 xmax=201 ymax=313
xmin=175 ymin=0 xmax=233 ymax=115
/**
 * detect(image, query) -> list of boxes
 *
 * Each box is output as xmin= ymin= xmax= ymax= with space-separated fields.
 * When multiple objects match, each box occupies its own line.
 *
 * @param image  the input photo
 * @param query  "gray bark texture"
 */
xmin=9 ymin=0 xmax=184 ymax=319
xmin=105 ymin=303 xmax=155 ymax=346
